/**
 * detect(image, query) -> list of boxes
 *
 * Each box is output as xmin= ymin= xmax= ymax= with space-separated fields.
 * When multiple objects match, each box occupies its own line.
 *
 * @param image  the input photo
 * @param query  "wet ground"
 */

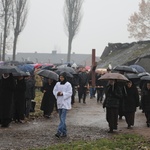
xmin=0 ymin=95 xmax=150 ymax=150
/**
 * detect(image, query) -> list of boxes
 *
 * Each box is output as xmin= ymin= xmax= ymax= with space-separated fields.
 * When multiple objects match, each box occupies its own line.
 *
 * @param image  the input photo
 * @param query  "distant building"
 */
xmin=6 ymin=51 xmax=100 ymax=66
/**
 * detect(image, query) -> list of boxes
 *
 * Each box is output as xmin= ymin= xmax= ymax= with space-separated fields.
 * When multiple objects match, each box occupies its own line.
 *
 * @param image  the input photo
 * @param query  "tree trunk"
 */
xmin=67 ymin=37 xmax=72 ymax=62
xmin=12 ymin=34 xmax=18 ymax=61
xmin=2 ymin=29 xmax=7 ymax=61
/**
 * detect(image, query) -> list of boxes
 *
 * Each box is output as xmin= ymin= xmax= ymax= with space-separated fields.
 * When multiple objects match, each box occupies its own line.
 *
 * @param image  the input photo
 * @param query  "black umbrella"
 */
xmin=125 ymin=73 xmax=140 ymax=85
xmin=55 ymin=70 xmax=73 ymax=78
xmin=138 ymin=72 xmax=150 ymax=77
xmin=125 ymin=73 xmax=139 ymax=79
xmin=37 ymin=69 xmax=59 ymax=81
xmin=56 ymin=66 xmax=77 ymax=74
xmin=113 ymin=65 xmax=138 ymax=73
xmin=140 ymin=76 xmax=150 ymax=81
xmin=0 ymin=65 xmax=21 ymax=74
xmin=12 ymin=70 xmax=29 ymax=77
xmin=129 ymin=65 xmax=146 ymax=73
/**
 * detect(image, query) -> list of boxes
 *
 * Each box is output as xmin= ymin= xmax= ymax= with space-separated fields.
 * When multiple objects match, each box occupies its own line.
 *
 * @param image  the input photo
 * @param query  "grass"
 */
xmin=30 ymin=90 xmax=43 ymax=118
xmin=30 ymin=134 xmax=150 ymax=150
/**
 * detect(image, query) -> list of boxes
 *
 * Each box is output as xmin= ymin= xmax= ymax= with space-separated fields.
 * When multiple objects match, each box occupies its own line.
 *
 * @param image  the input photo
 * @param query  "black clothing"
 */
xmin=40 ymin=81 xmax=56 ymax=117
xmin=123 ymin=84 xmax=139 ymax=127
xmin=13 ymin=78 xmax=26 ymax=121
xmin=141 ymin=87 xmax=150 ymax=126
xmin=95 ymin=73 xmax=107 ymax=102
xmin=78 ymin=72 xmax=89 ymax=103
xmin=123 ymin=85 xmax=139 ymax=112
xmin=25 ymin=77 xmax=35 ymax=117
xmin=103 ymin=83 xmax=122 ymax=108
xmin=0 ymin=74 xmax=15 ymax=127
xmin=103 ymin=82 xmax=122 ymax=132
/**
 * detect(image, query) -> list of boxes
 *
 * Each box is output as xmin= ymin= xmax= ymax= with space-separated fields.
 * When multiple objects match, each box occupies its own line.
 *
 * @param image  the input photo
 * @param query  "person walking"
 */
xmin=103 ymin=79 xmax=122 ymax=133
xmin=13 ymin=76 xmax=26 ymax=123
xmin=53 ymin=72 xmax=72 ymax=138
xmin=141 ymin=82 xmax=150 ymax=127
xmin=0 ymin=73 xmax=16 ymax=127
xmin=123 ymin=80 xmax=139 ymax=129
xmin=95 ymin=72 xmax=107 ymax=103
xmin=40 ymin=78 xmax=56 ymax=118
xmin=77 ymin=67 xmax=89 ymax=104
xmin=24 ymin=74 xmax=35 ymax=118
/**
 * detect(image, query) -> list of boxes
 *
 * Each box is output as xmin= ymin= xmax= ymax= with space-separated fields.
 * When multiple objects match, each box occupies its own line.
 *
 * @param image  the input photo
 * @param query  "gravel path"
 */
xmin=0 ymin=96 xmax=149 ymax=150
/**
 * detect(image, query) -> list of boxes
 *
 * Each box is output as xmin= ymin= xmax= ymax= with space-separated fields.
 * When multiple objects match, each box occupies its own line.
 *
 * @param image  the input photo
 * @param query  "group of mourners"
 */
xmin=0 ymin=64 xmax=150 ymax=138
xmin=102 ymin=74 xmax=150 ymax=133
xmin=0 ymin=72 xmax=35 ymax=127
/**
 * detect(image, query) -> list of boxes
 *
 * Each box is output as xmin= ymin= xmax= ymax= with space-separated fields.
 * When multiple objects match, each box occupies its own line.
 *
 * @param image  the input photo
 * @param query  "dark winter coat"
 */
xmin=95 ymin=74 xmax=107 ymax=90
xmin=123 ymin=85 xmax=139 ymax=112
xmin=103 ymin=83 xmax=122 ymax=108
xmin=78 ymin=72 xmax=89 ymax=86
xmin=0 ymin=74 xmax=15 ymax=120
xmin=25 ymin=77 xmax=35 ymax=100
xmin=13 ymin=78 xmax=26 ymax=120
xmin=141 ymin=88 xmax=150 ymax=112
xmin=40 ymin=81 xmax=56 ymax=114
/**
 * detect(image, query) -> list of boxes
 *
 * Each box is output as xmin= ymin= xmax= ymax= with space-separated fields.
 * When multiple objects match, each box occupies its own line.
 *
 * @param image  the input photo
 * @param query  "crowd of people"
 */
xmin=0 ymin=64 xmax=150 ymax=137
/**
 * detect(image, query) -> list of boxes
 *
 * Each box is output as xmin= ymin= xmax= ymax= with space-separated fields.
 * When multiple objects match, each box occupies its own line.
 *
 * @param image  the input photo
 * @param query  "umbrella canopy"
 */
xmin=125 ymin=73 xmax=139 ymax=79
xmin=138 ymin=72 xmax=150 ymax=77
xmin=18 ymin=64 xmax=34 ymax=73
xmin=37 ymin=70 xmax=59 ymax=81
xmin=140 ymin=76 xmax=150 ymax=81
xmin=12 ymin=70 xmax=29 ymax=77
xmin=0 ymin=65 xmax=21 ymax=74
xmin=99 ymin=72 xmax=129 ymax=81
xmin=129 ymin=65 xmax=146 ymax=73
xmin=125 ymin=73 xmax=140 ymax=85
xmin=55 ymin=70 xmax=73 ymax=78
xmin=113 ymin=65 xmax=137 ymax=73
xmin=56 ymin=66 xmax=77 ymax=74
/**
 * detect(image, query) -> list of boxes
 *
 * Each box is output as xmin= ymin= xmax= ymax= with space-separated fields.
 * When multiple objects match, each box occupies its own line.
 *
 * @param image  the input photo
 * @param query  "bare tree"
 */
xmin=64 ymin=0 xmax=84 ymax=62
xmin=127 ymin=0 xmax=150 ymax=40
xmin=12 ymin=0 xmax=28 ymax=61
xmin=0 ymin=0 xmax=13 ymax=61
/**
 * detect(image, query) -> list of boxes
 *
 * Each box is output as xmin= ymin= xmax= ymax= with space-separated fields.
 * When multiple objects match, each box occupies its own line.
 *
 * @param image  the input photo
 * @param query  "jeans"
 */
xmin=90 ymin=87 xmax=96 ymax=98
xmin=57 ymin=109 xmax=67 ymax=135
xmin=25 ymin=99 xmax=31 ymax=118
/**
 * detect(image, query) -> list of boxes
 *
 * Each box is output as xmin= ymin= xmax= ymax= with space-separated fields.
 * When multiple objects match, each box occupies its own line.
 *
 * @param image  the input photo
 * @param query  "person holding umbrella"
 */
xmin=13 ymin=75 xmax=26 ymax=123
xmin=123 ymin=80 xmax=139 ymax=129
xmin=40 ymin=78 xmax=57 ymax=118
xmin=0 ymin=73 xmax=16 ymax=127
xmin=77 ymin=67 xmax=89 ymax=104
xmin=141 ymin=82 xmax=150 ymax=127
xmin=103 ymin=79 xmax=122 ymax=133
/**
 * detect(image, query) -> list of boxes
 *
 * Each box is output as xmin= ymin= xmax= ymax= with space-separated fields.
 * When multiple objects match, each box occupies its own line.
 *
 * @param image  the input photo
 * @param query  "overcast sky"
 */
xmin=16 ymin=0 xmax=141 ymax=57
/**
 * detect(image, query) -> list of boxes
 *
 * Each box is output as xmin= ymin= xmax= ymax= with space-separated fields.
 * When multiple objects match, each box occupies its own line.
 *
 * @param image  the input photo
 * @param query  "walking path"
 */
xmin=68 ymin=95 xmax=150 ymax=137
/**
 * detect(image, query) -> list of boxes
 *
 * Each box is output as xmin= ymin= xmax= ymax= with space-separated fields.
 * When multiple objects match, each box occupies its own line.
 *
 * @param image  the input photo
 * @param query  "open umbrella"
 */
xmin=55 ymin=70 xmax=73 ymax=78
xmin=0 ymin=65 xmax=21 ymax=74
xmin=140 ymin=76 xmax=150 ymax=81
xmin=129 ymin=65 xmax=146 ymax=73
xmin=12 ymin=70 xmax=29 ymax=77
xmin=138 ymin=72 xmax=150 ymax=77
xmin=113 ymin=65 xmax=137 ymax=73
xmin=56 ymin=66 xmax=77 ymax=74
xmin=37 ymin=70 xmax=59 ymax=81
xmin=18 ymin=64 xmax=34 ymax=73
xmin=99 ymin=72 xmax=129 ymax=81
xmin=125 ymin=73 xmax=140 ymax=85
